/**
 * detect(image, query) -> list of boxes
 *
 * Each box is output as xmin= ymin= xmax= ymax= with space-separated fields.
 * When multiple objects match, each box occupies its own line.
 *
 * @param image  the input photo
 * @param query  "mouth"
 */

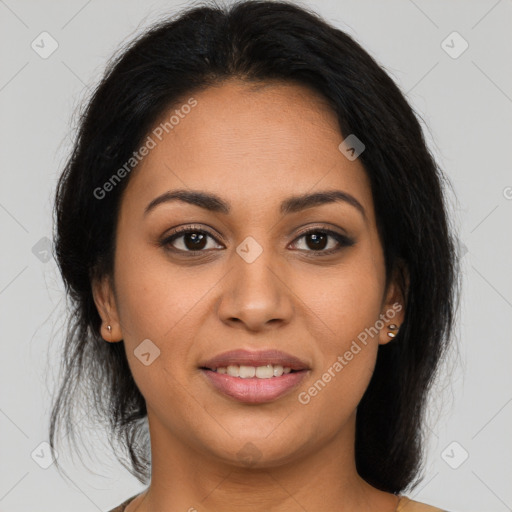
xmin=198 ymin=349 xmax=310 ymax=404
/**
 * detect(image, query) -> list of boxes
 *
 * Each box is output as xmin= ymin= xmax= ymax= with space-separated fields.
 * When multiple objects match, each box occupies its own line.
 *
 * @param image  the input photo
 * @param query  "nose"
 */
xmin=216 ymin=247 xmax=294 ymax=332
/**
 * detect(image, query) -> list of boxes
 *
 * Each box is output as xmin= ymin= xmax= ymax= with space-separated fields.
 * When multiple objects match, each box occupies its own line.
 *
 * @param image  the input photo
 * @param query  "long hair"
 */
xmin=50 ymin=0 xmax=459 ymax=492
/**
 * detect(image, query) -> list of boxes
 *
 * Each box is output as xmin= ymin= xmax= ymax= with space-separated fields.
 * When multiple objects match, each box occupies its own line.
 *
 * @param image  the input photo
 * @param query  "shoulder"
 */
xmin=109 ymin=493 xmax=451 ymax=512
xmin=107 ymin=493 xmax=139 ymax=512
xmin=397 ymin=495 xmax=451 ymax=511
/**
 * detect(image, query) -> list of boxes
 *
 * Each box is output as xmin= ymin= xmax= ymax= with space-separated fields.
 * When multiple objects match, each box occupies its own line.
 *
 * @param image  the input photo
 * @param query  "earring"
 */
xmin=387 ymin=324 xmax=400 ymax=338
xmin=107 ymin=324 xmax=112 ymax=334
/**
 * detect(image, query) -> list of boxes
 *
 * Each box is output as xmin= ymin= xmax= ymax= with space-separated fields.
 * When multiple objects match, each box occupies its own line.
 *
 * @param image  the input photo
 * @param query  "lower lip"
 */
xmin=200 ymin=369 xmax=308 ymax=404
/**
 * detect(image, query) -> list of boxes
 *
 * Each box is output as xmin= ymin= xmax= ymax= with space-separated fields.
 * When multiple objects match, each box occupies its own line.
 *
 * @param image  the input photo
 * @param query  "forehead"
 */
xmin=121 ymin=79 xmax=374 ymax=220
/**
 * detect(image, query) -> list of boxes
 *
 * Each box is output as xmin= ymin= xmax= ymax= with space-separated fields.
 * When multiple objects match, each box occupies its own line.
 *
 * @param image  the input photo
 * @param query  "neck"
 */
xmin=128 ymin=410 xmax=398 ymax=512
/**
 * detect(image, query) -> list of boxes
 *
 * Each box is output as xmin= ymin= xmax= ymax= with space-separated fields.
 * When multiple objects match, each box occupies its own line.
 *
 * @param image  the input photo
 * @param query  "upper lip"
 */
xmin=199 ymin=349 xmax=310 ymax=371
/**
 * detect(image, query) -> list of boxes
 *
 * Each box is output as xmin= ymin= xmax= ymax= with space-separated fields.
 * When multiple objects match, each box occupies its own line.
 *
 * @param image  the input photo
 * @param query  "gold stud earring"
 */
xmin=387 ymin=324 xmax=399 ymax=338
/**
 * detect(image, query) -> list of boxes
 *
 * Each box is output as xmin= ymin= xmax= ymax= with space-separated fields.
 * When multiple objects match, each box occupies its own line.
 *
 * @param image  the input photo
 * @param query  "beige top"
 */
xmin=397 ymin=496 xmax=448 ymax=511
xmin=108 ymin=493 xmax=449 ymax=511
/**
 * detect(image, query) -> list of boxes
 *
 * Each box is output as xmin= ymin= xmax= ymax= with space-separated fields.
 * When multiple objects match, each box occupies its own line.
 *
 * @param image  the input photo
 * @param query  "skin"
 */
xmin=93 ymin=78 xmax=406 ymax=512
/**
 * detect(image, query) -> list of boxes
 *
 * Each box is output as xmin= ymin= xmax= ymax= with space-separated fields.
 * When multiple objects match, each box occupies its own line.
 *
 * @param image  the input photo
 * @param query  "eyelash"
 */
xmin=159 ymin=224 xmax=355 ymax=256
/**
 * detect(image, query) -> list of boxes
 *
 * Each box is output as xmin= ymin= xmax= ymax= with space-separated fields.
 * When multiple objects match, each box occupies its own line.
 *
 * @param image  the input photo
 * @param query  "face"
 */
xmin=93 ymin=78 xmax=404 ymax=469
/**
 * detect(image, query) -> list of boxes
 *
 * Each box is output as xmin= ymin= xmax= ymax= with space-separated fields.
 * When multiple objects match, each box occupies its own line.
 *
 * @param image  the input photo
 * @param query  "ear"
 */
xmin=378 ymin=260 xmax=408 ymax=346
xmin=91 ymin=274 xmax=123 ymax=343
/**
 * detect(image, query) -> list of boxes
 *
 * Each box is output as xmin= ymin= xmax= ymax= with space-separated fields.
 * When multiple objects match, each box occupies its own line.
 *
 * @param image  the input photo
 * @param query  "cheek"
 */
xmin=112 ymin=249 xmax=205 ymax=418
xmin=295 ymin=265 xmax=382 ymax=412
xmin=112 ymin=239 xmax=208 ymax=342
xmin=111 ymin=243 xmax=222 ymax=392
xmin=295 ymin=255 xmax=384 ymax=348
xmin=296 ymin=349 xmax=376 ymax=436
xmin=291 ymin=252 xmax=383 ymax=412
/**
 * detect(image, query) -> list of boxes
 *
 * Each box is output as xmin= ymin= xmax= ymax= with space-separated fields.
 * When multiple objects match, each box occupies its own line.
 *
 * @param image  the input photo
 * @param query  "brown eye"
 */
xmin=304 ymin=232 xmax=329 ymax=250
xmin=291 ymin=229 xmax=354 ymax=254
xmin=161 ymin=228 xmax=223 ymax=253
xmin=178 ymin=232 xmax=208 ymax=250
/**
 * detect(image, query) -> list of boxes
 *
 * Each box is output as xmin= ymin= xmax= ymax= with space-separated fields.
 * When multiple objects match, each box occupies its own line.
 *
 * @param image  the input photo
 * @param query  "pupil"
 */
xmin=308 ymin=232 xmax=327 ymax=250
xmin=185 ymin=233 xmax=206 ymax=250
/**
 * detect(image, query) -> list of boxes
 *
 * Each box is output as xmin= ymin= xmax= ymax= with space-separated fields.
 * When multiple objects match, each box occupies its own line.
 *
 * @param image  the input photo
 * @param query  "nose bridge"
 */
xmin=217 ymin=234 xmax=293 ymax=330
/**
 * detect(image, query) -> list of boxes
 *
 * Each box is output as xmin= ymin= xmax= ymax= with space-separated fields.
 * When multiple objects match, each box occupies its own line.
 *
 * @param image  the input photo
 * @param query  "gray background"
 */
xmin=1 ymin=0 xmax=511 ymax=511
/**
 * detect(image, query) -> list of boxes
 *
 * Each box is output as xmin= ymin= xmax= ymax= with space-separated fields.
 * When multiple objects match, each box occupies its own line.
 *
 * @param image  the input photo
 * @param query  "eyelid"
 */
xmin=292 ymin=223 xmax=349 ymax=239
xmin=163 ymin=223 xmax=225 ymax=242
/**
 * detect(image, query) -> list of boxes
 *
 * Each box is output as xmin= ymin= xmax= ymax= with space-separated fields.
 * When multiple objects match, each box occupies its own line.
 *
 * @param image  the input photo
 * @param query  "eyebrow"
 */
xmin=144 ymin=189 xmax=366 ymax=219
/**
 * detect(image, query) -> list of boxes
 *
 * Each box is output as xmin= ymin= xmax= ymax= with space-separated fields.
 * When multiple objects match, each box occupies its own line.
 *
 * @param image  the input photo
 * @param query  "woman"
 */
xmin=50 ymin=1 xmax=459 ymax=511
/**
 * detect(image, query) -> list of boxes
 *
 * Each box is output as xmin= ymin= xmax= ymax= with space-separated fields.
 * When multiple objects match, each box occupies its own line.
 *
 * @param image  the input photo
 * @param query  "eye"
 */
xmin=290 ymin=228 xmax=355 ymax=255
xmin=160 ymin=226 xmax=223 ymax=253
xmin=160 ymin=225 xmax=354 ymax=256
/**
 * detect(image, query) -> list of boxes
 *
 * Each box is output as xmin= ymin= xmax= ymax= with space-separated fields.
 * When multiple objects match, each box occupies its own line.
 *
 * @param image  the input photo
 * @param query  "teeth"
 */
xmin=256 ymin=365 xmax=274 ymax=378
xmin=213 ymin=364 xmax=295 ymax=378
xmin=227 ymin=365 xmax=239 ymax=377
xmin=239 ymin=365 xmax=256 ymax=378
xmin=273 ymin=364 xmax=284 ymax=377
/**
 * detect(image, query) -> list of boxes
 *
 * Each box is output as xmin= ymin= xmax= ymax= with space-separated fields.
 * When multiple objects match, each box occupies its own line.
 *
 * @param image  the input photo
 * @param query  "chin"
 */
xmin=206 ymin=434 xmax=309 ymax=470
